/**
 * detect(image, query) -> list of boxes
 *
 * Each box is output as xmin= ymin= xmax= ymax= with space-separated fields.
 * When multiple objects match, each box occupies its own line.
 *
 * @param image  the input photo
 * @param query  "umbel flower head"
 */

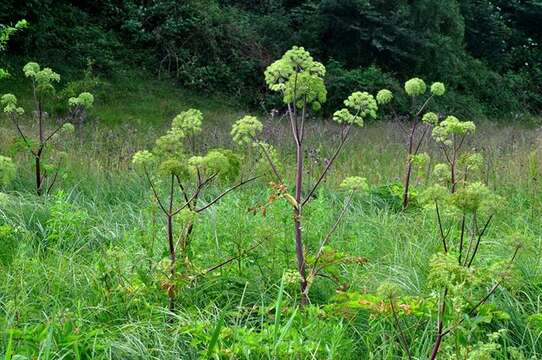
xmin=422 ymin=112 xmax=439 ymax=125
xmin=333 ymin=91 xmax=378 ymax=127
xmin=420 ymin=184 xmax=450 ymax=205
xmin=376 ymin=89 xmax=393 ymax=105
xmin=68 ymin=92 xmax=94 ymax=109
xmin=283 ymin=71 xmax=327 ymax=111
xmin=23 ymin=62 xmax=60 ymax=94
xmin=340 ymin=176 xmax=369 ymax=193
xmin=345 ymin=92 xmax=378 ymax=119
xmin=404 ymin=78 xmax=427 ymax=97
xmin=154 ymin=127 xmax=185 ymax=157
xmin=265 ymin=46 xmax=327 ymax=111
xmin=189 ymin=149 xmax=241 ymax=180
xmin=0 ymin=155 xmax=16 ymax=187
xmin=451 ymin=181 xmax=493 ymax=213
xmin=172 ymin=109 xmax=203 ymax=136
xmin=132 ymin=150 xmax=156 ymax=171
xmin=0 ymin=93 xmax=24 ymax=115
xmin=432 ymin=116 xmax=476 ymax=144
xmin=231 ymin=115 xmax=263 ymax=146
xmin=430 ymin=82 xmax=446 ymax=96
xmin=158 ymin=158 xmax=188 ymax=178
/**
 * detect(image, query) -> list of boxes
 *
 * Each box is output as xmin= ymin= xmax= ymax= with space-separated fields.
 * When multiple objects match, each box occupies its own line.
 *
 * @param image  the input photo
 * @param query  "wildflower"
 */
xmin=451 ymin=181 xmax=491 ymax=213
xmin=231 ymin=115 xmax=263 ymax=146
xmin=422 ymin=112 xmax=439 ymax=125
xmin=432 ymin=116 xmax=476 ymax=144
xmin=430 ymin=82 xmax=446 ymax=96
xmin=154 ymin=128 xmax=185 ymax=156
xmin=68 ymin=92 xmax=94 ymax=109
xmin=265 ymin=46 xmax=327 ymax=111
xmin=420 ymin=184 xmax=449 ymax=204
xmin=340 ymin=176 xmax=369 ymax=192
xmin=433 ymin=163 xmax=451 ymax=183
xmin=172 ymin=109 xmax=203 ymax=136
xmin=132 ymin=150 xmax=155 ymax=170
xmin=158 ymin=159 xmax=188 ymax=178
xmin=342 ymin=91 xmax=378 ymax=122
xmin=333 ymin=108 xmax=362 ymax=127
xmin=1 ymin=93 xmax=24 ymax=114
xmin=404 ymin=78 xmax=426 ymax=97
xmin=376 ymin=89 xmax=393 ymax=105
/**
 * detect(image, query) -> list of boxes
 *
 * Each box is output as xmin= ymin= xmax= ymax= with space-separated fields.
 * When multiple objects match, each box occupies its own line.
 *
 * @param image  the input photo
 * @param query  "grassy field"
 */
xmin=1 ymin=76 xmax=542 ymax=359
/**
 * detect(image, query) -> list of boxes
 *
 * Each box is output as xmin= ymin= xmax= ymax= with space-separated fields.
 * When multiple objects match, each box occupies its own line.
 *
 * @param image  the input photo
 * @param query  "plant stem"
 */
xmin=167 ymin=174 xmax=176 ymax=313
xmin=402 ymin=119 xmax=418 ymax=209
xmin=294 ymin=140 xmax=308 ymax=305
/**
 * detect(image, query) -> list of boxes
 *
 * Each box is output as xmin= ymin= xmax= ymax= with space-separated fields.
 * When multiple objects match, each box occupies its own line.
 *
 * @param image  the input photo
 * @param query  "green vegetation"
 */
xmin=0 ymin=62 xmax=541 ymax=357
xmin=0 ymin=2 xmax=542 ymax=359
xmin=0 ymin=1 xmax=541 ymax=117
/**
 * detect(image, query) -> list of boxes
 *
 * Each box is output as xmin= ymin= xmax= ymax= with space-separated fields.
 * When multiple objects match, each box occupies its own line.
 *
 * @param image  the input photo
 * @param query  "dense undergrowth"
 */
xmin=1 ymin=94 xmax=542 ymax=357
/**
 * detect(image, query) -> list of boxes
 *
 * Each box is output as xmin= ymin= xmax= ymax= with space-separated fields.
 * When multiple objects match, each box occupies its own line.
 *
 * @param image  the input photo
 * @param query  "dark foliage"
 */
xmin=0 ymin=0 xmax=540 ymax=117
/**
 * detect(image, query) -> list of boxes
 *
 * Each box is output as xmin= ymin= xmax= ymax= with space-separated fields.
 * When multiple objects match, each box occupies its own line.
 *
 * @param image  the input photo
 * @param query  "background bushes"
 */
xmin=0 ymin=0 xmax=541 ymax=117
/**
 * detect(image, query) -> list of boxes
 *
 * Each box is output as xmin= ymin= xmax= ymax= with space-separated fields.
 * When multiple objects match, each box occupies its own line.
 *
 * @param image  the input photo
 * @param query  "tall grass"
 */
xmin=0 ymin=93 xmax=541 ymax=358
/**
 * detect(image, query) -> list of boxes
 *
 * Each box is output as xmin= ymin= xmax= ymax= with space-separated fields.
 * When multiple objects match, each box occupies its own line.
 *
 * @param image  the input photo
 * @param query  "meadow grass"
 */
xmin=0 ymin=79 xmax=541 ymax=358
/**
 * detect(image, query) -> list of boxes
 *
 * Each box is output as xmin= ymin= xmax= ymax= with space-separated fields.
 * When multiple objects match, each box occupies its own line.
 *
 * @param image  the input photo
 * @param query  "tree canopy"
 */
xmin=0 ymin=0 xmax=540 ymax=117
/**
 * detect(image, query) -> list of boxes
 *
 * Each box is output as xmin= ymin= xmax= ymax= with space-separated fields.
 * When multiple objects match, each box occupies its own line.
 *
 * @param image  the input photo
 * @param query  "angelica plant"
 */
xmin=417 ymin=116 xmax=521 ymax=359
xmin=378 ymin=78 xmax=446 ymax=208
xmin=1 ymin=62 xmax=94 ymax=195
xmin=133 ymin=109 xmax=256 ymax=313
xmin=233 ymin=46 xmax=377 ymax=304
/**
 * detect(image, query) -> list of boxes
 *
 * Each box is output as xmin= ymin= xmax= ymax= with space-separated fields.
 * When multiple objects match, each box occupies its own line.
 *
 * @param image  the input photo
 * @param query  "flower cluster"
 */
xmin=421 ymin=112 xmax=439 ymax=125
xmin=332 ymin=108 xmax=359 ymax=126
xmin=61 ymin=123 xmax=75 ymax=134
xmin=340 ymin=176 xmax=369 ymax=192
xmin=189 ymin=149 xmax=240 ymax=180
xmin=459 ymin=153 xmax=484 ymax=172
xmin=231 ymin=115 xmax=263 ymax=146
xmin=68 ymin=92 xmax=94 ymax=109
xmin=23 ymin=62 xmax=60 ymax=94
xmin=264 ymin=46 xmax=327 ymax=111
xmin=333 ymin=91 xmax=378 ymax=127
xmin=376 ymin=89 xmax=393 ymax=105
xmin=0 ymin=93 xmax=24 ymax=115
xmin=404 ymin=78 xmax=426 ymax=97
xmin=158 ymin=158 xmax=187 ymax=177
xmin=133 ymin=109 xmax=241 ymax=182
xmin=430 ymin=82 xmax=446 ymax=96
xmin=451 ymin=181 xmax=501 ymax=214
xmin=432 ymin=116 xmax=476 ymax=144
xmin=410 ymin=152 xmax=430 ymax=168
xmin=432 ymin=163 xmax=451 ymax=183
xmin=172 ymin=108 xmax=203 ymax=136
xmin=154 ymin=127 xmax=185 ymax=157
xmin=132 ymin=150 xmax=155 ymax=170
